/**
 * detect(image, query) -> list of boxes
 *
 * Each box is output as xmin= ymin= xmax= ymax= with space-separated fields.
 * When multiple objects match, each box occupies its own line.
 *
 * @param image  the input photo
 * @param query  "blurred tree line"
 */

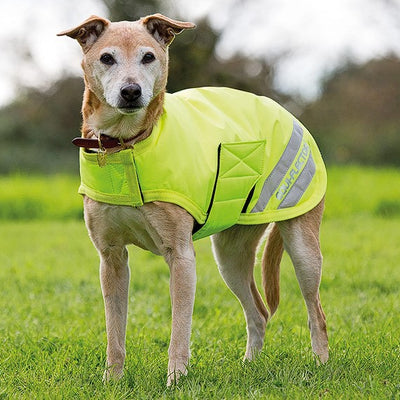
xmin=302 ymin=56 xmax=400 ymax=165
xmin=0 ymin=0 xmax=399 ymax=173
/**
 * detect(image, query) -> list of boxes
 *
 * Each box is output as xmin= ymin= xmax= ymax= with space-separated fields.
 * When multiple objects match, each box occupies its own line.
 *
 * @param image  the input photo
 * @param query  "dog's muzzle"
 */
xmin=118 ymin=83 xmax=143 ymax=112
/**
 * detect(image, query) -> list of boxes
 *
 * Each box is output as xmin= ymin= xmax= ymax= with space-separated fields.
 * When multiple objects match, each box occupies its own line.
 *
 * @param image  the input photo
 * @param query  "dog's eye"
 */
xmin=100 ymin=53 xmax=115 ymax=65
xmin=142 ymin=52 xmax=155 ymax=64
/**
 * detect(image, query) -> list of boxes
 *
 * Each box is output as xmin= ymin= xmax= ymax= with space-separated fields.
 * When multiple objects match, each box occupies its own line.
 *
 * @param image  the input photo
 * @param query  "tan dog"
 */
xmin=58 ymin=14 xmax=328 ymax=386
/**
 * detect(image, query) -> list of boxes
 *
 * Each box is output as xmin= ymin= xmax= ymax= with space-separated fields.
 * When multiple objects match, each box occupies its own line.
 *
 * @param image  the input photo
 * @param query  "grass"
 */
xmin=324 ymin=166 xmax=400 ymax=219
xmin=0 ymin=166 xmax=399 ymax=398
xmin=0 ymin=174 xmax=82 ymax=220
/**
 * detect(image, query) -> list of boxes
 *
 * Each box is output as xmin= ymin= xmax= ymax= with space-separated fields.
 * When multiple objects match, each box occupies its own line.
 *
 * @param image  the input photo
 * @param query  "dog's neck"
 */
xmin=81 ymin=88 xmax=165 ymax=144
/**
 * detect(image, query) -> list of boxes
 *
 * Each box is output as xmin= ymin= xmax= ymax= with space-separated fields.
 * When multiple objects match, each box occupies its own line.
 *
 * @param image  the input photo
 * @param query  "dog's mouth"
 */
xmin=116 ymin=99 xmax=146 ymax=114
xmin=117 ymin=105 xmax=143 ymax=114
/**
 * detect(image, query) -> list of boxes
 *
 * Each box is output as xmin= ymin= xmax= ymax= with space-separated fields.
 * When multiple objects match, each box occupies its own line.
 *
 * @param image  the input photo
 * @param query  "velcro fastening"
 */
xmin=79 ymin=149 xmax=144 ymax=207
xmin=192 ymin=140 xmax=265 ymax=240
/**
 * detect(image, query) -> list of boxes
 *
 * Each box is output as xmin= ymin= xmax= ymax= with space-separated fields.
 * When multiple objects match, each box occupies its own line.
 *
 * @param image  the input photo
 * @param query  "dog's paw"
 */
xmin=244 ymin=346 xmax=263 ymax=362
xmin=103 ymin=366 xmax=124 ymax=384
xmin=167 ymin=361 xmax=188 ymax=387
xmin=167 ymin=369 xmax=187 ymax=387
xmin=315 ymin=351 xmax=329 ymax=366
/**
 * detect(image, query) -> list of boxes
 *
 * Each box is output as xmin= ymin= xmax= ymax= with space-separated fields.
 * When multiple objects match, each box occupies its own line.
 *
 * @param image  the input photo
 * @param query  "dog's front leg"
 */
xmin=99 ymin=245 xmax=130 ymax=382
xmin=165 ymin=247 xmax=196 ymax=386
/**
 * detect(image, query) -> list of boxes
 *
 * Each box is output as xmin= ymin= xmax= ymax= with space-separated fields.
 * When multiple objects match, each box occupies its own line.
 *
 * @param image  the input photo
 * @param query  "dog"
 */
xmin=58 ymin=13 xmax=329 ymax=386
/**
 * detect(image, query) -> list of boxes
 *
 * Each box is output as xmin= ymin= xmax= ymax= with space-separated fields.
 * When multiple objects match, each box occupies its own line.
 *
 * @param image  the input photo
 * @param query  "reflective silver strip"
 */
xmin=251 ymin=120 xmax=303 ymax=213
xmin=278 ymin=153 xmax=316 ymax=209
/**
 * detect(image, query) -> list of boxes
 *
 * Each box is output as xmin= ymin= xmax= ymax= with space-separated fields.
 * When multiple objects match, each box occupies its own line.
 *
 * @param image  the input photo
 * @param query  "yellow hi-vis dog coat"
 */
xmin=79 ymin=87 xmax=327 ymax=240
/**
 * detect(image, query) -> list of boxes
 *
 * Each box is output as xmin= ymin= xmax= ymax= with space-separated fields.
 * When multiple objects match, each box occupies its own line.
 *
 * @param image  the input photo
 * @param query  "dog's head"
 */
xmin=58 ymin=14 xmax=195 ymax=115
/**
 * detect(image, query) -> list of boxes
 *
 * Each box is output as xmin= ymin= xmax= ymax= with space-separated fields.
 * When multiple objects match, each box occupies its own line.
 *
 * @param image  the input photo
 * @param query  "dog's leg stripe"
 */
xmin=251 ymin=120 xmax=303 ymax=213
xmin=278 ymin=153 xmax=316 ymax=209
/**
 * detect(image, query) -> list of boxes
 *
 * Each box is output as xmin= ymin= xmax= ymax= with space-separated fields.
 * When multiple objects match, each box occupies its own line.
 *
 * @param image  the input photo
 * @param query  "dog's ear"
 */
xmin=141 ymin=14 xmax=196 ymax=46
xmin=57 ymin=16 xmax=110 ymax=52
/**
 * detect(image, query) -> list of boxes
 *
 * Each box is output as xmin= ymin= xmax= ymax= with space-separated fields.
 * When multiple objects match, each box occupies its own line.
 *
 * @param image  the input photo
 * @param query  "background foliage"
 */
xmin=0 ymin=0 xmax=399 ymax=173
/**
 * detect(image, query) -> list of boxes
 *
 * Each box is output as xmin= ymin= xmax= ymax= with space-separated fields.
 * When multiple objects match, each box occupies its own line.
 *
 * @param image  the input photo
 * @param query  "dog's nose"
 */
xmin=120 ymin=83 xmax=142 ymax=102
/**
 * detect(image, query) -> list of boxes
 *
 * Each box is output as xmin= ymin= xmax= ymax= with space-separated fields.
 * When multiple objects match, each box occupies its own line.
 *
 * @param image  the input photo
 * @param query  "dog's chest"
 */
xmin=85 ymin=198 xmax=163 ymax=254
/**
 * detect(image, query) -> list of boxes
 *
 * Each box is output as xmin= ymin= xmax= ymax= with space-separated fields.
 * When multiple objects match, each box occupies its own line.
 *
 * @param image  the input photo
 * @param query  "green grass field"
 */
xmin=0 ymin=167 xmax=399 ymax=399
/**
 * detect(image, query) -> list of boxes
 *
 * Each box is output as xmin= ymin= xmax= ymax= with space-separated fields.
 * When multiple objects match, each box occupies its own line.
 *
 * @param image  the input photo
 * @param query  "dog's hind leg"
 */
xmin=277 ymin=200 xmax=329 ymax=363
xmin=211 ymin=224 xmax=269 ymax=360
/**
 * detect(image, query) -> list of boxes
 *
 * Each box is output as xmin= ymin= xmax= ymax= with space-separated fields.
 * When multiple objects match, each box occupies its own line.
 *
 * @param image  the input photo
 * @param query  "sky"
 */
xmin=1 ymin=0 xmax=400 ymax=105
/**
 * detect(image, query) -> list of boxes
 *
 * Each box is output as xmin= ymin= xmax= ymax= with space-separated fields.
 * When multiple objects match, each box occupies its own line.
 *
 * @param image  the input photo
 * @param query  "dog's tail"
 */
xmin=262 ymin=223 xmax=284 ymax=317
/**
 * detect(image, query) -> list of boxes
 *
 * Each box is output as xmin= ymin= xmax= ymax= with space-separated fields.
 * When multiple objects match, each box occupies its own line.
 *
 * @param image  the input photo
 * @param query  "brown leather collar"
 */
xmin=72 ymin=135 xmax=130 ymax=149
xmin=72 ymin=127 xmax=152 ymax=151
